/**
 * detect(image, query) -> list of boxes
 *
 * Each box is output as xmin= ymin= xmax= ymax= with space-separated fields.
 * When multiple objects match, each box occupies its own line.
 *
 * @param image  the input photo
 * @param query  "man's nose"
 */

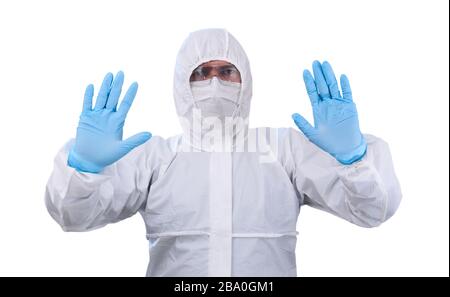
xmin=206 ymin=69 xmax=221 ymax=79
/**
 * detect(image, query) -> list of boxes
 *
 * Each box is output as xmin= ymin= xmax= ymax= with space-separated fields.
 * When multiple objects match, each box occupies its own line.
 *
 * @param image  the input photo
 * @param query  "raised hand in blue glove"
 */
xmin=68 ymin=71 xmax=152 ymax=173
xmin=292 ymin=61 xmax=367 ymax=165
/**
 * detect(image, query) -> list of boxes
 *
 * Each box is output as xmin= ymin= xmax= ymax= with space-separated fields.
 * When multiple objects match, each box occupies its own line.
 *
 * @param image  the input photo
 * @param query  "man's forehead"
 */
xmin=199 ymin=60 xmax=233 ymax=67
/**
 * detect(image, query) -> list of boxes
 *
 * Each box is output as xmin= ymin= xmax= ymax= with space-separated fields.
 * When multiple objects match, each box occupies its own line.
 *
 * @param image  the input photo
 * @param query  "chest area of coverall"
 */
xmin=144 ymin=152 xmax=300 ymax=233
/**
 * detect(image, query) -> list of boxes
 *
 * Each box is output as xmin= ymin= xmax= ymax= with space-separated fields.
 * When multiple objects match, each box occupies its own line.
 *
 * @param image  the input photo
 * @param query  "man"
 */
xmin=45 ymin=28 xmax=402 ymax=276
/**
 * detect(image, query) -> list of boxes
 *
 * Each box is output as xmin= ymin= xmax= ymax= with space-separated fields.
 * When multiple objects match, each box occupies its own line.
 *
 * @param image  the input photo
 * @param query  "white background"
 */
xmin=0 ymin=0 xmax=448 ymax=276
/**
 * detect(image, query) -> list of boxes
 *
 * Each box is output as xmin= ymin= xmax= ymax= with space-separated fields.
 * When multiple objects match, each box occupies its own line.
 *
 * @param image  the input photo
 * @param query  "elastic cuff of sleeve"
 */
xmin=67 ymin=149 xmax=104 ymax=173
xmin=335 ymin=136 xmax=368 ymax=165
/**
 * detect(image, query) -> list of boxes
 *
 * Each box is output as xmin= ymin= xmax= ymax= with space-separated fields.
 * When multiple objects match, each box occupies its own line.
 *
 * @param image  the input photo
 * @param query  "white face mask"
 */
xmin=190 ymin=77 xmax=241 ymax=118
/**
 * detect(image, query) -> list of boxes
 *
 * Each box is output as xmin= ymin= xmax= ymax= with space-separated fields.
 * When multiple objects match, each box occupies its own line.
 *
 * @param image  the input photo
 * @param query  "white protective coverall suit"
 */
xmin=45 ymin=28 xmax=402 ymax=276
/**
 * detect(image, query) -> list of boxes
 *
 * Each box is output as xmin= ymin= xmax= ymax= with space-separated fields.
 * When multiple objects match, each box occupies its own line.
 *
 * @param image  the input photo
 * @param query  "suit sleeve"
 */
xmin=280 ymin=128 xmax=402 ymax=228
xmin=45 ymin=136 xmax=172 ymax=232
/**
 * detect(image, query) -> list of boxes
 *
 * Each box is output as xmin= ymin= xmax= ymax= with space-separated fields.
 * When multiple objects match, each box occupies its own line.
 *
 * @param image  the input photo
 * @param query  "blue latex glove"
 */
xmin=68 ymin=71 xmax=152 ymax=173
xmin=292 ymin=61 xmax=367 ymax=165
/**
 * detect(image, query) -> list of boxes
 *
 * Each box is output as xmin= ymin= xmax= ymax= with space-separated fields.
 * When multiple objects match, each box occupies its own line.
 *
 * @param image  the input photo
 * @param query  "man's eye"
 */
xmin=221 ymin=68 xmax=234 ymax=76
xmin=201 ymin=68 xmax=210 ymax=77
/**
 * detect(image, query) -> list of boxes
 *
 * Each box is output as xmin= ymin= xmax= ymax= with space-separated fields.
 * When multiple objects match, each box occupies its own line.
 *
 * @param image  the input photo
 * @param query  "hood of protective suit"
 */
xmin=173 ymin=28 xmax=252 ymax=151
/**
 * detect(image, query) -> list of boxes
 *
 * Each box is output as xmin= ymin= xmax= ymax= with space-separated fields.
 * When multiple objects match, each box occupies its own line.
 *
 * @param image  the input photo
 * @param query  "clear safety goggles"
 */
xmin=190 ymin=64 xmax=241 ymax=82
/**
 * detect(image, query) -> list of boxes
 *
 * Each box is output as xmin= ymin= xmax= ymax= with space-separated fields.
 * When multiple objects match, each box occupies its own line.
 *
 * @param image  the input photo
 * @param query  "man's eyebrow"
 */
xmin=219 ymin=64 xmax=237 ymax=69
xmin=196 ymin=63 xmax=236 ymax=69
